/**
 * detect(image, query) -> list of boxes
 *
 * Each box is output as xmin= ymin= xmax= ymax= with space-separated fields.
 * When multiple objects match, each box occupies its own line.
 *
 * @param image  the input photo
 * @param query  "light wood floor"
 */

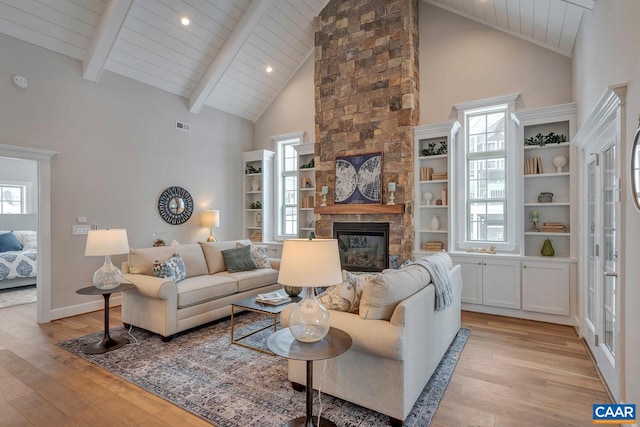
xmin=0 ymin=303 xmax=610 ymax=427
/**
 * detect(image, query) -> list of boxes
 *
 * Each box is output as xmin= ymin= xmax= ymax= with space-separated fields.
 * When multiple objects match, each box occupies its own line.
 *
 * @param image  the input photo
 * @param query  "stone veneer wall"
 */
xmin=314 ymin=0 xmax=419 ymax=263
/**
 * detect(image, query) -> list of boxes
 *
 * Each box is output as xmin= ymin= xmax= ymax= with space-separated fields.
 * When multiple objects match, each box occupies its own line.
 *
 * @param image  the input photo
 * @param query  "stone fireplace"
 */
xmin=313 ymin=0 xmax=420 ymax=264
xmin=334 ymin=222 xmax=389 ymax=271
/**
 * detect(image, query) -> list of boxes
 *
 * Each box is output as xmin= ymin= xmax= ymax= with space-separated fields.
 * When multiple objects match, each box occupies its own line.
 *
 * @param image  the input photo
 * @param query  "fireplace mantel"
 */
xmin=315 ymin=204 xmax=405 ymax=215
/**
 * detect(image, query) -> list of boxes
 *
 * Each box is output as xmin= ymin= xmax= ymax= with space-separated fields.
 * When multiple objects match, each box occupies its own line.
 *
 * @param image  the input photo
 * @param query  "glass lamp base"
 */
xmin=288 ymin=288 xmax=330 ymax=343
xmin=93 ymin=255 xmax=123 ymax=290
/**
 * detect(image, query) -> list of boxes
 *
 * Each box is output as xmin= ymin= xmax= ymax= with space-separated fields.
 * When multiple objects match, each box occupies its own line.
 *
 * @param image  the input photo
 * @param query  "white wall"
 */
xmin=0 ymin=157 xmax=37 ymax=230
xmin=253 ymin=54 xmax=316 ymax=148
xmin=419 ymin=3 xmax=573 ymax=124
xmin=0 ymin=33 xmax=253 ymax=310
xmin=573 ymin=0 xmax=640 ymax=407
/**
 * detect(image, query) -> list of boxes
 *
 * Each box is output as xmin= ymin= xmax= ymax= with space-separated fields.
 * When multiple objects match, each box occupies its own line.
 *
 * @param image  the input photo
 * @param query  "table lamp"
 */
xmin=201 ymin=209 xmax=220 ymax=242
xmin=278 ymin=238 xmax=343 ymax=343
xmin=84 ymin=229 xmax=129 ymax=290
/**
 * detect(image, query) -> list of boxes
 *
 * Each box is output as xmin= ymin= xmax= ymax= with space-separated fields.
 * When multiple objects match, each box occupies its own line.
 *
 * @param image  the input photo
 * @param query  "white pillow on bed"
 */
xmin=13 ymin=231 xmax=37 ymax=250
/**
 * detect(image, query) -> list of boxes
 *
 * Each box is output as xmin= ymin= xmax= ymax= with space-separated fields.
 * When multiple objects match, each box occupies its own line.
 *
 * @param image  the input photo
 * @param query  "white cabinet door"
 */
xmin=482 ymin=259 xmax=521 ymax=309
xmin=456 ymin=259 xmax=483 ymax=304
xmin=522 ymin=261 xmax=570 ymax=315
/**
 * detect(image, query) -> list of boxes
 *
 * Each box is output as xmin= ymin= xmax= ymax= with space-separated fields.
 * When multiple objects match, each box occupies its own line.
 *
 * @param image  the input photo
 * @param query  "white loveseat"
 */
xmin=281 ymin=257 xmax=462 ymax=426
xmin=121 ymin=240 xmax=281 ymax=341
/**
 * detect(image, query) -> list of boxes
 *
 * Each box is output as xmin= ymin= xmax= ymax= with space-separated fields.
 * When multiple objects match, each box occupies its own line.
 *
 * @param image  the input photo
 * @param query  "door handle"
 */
xmin=603 ymin=269 xmax=618 ymax=278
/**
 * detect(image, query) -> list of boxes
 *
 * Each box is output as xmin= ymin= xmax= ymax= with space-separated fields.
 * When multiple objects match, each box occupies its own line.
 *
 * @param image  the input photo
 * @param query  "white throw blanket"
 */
xmin=414 ymin=252 xmax=453 ymax=311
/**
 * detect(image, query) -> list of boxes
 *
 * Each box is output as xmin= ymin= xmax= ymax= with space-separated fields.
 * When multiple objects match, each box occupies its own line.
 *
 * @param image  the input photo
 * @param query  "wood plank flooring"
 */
xmin=0 ymin=304 xmax=610 ymax=426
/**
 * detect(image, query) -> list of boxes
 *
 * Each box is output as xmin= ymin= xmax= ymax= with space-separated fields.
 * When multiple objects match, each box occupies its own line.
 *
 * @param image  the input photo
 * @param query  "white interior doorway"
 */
xmin=0 ymin=144 xmax=56 ymax=323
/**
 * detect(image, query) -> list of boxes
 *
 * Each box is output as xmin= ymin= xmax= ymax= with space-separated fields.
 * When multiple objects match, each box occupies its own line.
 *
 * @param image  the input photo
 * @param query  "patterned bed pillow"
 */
xmin=152 ymin=253 xmax=187 ymax=283
xmin=13 ymin=230 xmax=37 ymax=250
xmin=236 ymin=242 xmax=272 ymax=269
xmin=318 ymin=270 xmax=380 ymax=313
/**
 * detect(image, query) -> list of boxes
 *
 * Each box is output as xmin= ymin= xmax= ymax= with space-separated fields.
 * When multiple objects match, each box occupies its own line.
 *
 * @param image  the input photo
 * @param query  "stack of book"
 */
xmin=540 ymin=222 xmax=566 ymax=232
xmin=424 ymin=241 xmax=444 ymax=251
xmin=525 ymin=156 xmax=543 ymax=174
xmin=249 ymin=231 xmax=262 ymax=242
xmin=301 ymin=195 xmax=315 ymax=208
xmin=431 ymin=172 xmax=448 ymax=180
xmin=420 ymin=167 xmax=433 ymax=181
xmin=256 ymin=291 xmax=291 ymax=305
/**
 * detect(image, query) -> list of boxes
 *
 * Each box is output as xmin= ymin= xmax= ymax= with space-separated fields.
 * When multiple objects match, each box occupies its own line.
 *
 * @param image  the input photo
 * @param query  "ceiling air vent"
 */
xmin=176 ymin=120 xmax=191 ymax=132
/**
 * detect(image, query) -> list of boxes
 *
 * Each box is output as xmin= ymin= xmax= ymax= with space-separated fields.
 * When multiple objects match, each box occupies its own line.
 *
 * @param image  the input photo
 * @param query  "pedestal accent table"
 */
xmin=267 ymin=327 xmax=352 ymax=427
xmin=76 ymin=282 xmax=135 ymax=354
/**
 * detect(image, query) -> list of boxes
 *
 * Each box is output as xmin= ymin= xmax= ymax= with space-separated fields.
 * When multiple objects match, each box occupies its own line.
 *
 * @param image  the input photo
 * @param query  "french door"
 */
xmin=584 ymin=137 xmax=621 ymax=400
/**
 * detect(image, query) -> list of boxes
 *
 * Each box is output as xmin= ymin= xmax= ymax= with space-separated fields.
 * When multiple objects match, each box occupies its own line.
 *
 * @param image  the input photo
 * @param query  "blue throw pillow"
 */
xmin=0 ymin=231 xmax=23 ymax=252
xmin=152 ymin=253 xmax=187 ymax=283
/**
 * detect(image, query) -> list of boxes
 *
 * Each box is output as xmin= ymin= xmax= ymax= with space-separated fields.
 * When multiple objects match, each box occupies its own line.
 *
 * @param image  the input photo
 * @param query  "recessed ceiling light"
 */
xmin=180 ymin=16 xmax=190 ymax=26
xmin=266 ymin=66 xmax=273 ymax=73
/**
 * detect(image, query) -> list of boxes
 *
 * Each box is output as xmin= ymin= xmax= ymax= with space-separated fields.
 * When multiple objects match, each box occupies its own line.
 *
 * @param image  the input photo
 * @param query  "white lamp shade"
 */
xmin=201 ymin=210 xmax=220 ymax=228
xmin=84 ymin=229 xmax=129 ymax=256
xmin=278 ymin=239 xmax=343 ymax=287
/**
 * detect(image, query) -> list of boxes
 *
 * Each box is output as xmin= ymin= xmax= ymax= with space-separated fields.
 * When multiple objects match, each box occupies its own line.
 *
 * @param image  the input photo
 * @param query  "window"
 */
xmin=455 ymin=94 xmax=519 ymax=252
xmin=273 ymin=132 xmax=304 ymax=238
xmin=0 ymin=184 xmax=25 ymax=214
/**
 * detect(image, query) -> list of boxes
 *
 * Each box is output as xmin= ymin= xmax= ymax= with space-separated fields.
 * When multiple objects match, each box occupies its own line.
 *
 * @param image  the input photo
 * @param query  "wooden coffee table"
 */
xmin=230 ymin=291 xmax=300 ymax=355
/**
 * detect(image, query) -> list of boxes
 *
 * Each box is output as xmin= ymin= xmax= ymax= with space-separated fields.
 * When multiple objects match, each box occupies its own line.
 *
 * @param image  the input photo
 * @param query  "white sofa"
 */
xmin=121 ymin=240 xmax=281 ymax=341
xmin=281 ymin=259 xmax=462 ymax=426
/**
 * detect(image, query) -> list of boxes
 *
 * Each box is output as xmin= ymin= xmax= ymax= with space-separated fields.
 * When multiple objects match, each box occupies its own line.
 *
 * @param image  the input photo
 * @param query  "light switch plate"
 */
xmin=72 ymin=225 xmax=91 ymax=235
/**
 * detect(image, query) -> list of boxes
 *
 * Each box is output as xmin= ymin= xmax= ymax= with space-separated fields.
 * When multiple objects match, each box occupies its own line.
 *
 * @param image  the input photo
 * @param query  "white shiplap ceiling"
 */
xmin=424 ymin=0 xmax=594 ymax=57
xmin=0 ymin=0 xmax=592 ymax=122
xmin=0 ymin=0 xmax=327 ymax=122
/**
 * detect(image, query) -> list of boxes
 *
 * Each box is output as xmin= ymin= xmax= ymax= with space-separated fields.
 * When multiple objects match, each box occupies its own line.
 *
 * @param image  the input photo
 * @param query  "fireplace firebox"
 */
xmin=333 ymin=222 xmax=389 ymax=272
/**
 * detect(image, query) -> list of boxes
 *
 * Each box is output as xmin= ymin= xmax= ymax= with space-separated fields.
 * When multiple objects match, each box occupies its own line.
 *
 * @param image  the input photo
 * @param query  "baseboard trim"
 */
xmin=49 ymin=295 xmax=123 ymax=321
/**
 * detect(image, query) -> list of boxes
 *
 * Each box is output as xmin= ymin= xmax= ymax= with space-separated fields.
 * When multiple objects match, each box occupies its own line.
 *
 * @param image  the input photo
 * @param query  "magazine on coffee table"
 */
xmin=256 ymin=291 xmax=291 ymax=305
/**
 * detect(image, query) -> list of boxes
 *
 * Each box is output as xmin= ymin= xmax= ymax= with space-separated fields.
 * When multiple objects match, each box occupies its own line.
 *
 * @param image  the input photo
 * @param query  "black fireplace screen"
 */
xmin=333 ymin=222 xmax=389 ymax=272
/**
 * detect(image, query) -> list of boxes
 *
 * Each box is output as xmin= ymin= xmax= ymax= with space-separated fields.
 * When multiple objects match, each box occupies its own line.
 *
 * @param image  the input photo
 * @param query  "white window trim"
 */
xmin=454 ymin=94 xmax=520 ymax=253
xmin=272 ymin=131 xmax=305 ymax=241
xmin=0 ymin=180 xmax=32 ymax=214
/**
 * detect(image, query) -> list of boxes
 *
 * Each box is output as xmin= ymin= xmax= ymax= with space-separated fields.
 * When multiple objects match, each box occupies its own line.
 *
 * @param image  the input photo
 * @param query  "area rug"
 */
xmin=0 ymin=285 xmax=37 ymax=308
xmin=58 ymin=312 xmax=469 ymax=426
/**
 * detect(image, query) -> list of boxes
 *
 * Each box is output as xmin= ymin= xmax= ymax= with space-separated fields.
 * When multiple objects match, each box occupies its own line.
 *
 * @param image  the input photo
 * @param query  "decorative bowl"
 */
xmin=538 ymin=192 xmax=554 ymax=203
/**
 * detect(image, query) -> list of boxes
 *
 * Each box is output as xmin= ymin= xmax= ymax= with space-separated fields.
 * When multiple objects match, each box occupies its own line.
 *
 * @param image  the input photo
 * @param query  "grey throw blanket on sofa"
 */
xmin=414 ymin=252 xmax=454 ymax=311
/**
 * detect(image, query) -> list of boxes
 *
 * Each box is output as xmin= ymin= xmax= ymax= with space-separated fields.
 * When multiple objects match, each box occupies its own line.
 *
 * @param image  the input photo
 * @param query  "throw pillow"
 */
xmin=152 ymin=253 xmax=187 ymax=283
xmin=0 ymin=231 xmax=23 ymax=252
xmin=221 ymin=245 xmax=258 ymax=273
xmin=236 ymin=242 xmax=272 ymax=269
xmin=318 ymin=270 xmax=380 ymax=313
xmin=359 ymin=264 xmax=430 ymax=320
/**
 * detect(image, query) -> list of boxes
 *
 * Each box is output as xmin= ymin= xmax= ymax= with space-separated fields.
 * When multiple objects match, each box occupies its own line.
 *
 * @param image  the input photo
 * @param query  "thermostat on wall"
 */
xmin=12 ymin=75 xmax=28 ymax=89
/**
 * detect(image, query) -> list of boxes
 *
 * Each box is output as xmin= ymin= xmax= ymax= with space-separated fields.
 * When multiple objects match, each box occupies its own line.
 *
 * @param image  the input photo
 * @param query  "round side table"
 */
xmin=267 ymin=327 xmax=352 ymax=427
xmin=76 ymin=282 xmax=135 ymax=354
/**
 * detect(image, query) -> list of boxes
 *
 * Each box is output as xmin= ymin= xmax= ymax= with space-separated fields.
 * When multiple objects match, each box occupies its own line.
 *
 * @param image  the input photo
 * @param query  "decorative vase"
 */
xmin=430 ymin=215 xmax=440 ymax=230
xmin=284 ymin=286 xmax=302 ymax=297
xmin=423 ymin=192 xmax=433 ymax=205
xmin=552 ymin=155 xmax=567 ymax=173
xmin=255 ymin=212 xmax=262 ymax=227
xmin=541 ymin=238 xmax=555 ymax=256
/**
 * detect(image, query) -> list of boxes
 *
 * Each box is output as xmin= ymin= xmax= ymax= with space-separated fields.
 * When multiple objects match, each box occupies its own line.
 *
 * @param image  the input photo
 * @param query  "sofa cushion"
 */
xmin=215 ymin=268 xmax=279 ymax=292
xmin=129 ymin=244 xmax=208 ymax=278
xmin=176 ymin=275 xmax=238 ymax=308
xmin=0 ymin=231 xmax=23 ymax=252
xmin=359 ymin=264 xmax=431 ymax=320
xmin=199 ymin=240 xmax=252 ymax=274
xmin=222 ymin=245 xmax=258 ymax=273
xmin=152 ymin=253 xmax=187 ymax=283
xmin=319 ymin=270 xmax=380 ymax=313
xmin=236 ymin=242 xmax=272 ymax=269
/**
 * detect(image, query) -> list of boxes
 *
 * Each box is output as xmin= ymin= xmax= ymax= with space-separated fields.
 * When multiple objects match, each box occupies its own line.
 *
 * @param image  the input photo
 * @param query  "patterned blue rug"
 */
xmin=58 ymin=312 xmax=469 ymax=426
